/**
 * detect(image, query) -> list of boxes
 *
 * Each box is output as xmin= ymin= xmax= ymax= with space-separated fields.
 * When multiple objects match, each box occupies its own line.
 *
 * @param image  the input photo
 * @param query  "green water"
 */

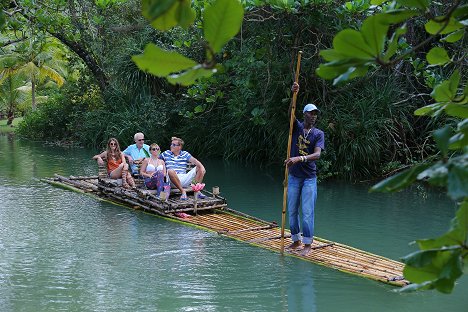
xmin=0 ymin=134 xmax=466 ymax=311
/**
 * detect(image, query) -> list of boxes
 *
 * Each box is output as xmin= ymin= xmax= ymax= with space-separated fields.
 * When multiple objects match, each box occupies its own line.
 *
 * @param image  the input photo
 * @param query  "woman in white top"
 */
xmin=140 ymin=143 xmax=166 ymax=193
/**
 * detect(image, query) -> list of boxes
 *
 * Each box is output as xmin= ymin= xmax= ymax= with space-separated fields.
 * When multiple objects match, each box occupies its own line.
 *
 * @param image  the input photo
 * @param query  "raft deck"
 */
xmin=42 ymin=174 xmax=408 ymax=287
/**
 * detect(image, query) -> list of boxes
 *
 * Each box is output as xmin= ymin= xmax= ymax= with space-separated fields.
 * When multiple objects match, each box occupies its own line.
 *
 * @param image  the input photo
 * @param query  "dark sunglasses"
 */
xmin=151 ymin=147 xmax=160 ymax=151
xmin=137 ymin=139 xmax=145 ymax=141
xmin=171 ymin=143 xmax=180 ymax=147
xmin=109 ymin=142 xmax=116 ymax=146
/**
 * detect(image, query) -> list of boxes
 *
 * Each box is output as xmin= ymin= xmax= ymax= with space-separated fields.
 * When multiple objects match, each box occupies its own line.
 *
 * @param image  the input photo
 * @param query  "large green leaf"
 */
xmin=426 ymin=47 xmax=451 ymax=65
xmin=419 ymin=201 xmax=468 ymax=250
xmin=150 ymin=1 xmax=178 ymax=31
xmin=319 ymin=49 xmax=347 ymax=62
xmin=445 ymin=103 xmax=468 ymax=118
xmin=397 ymin=0 xmax=430 ymax=9
xmin=433 ymin=125 xmax=452 ymax=157
xmin=176 ymin=0 xmax=196 ymax=29
xmin=333 ymin=66 xmax=368 ymax=85
xmin=333 ymin=29 xmax=375 ymax=58
xmin=204 ymin=0 xmax=244 ymax=54
xmin=442 ymin=30 xmax=464 ymax=43
xmin=414 ymin=102 xmax=445 ymax=116
xmin=132 ymin=44 xmax=197 ymax=76
xmin=447 ymin=161 xmax=468 ymax=200
xmin=431 ymin=70 xmax=460 ymax=102
xmin=425 ymin=17 xmax=464 ymax=35
xmin=361 ymin=15 xmax=389 ymax=55
xmin=370 ymin=163 xmax=432 ymax=193
xmin=141 ymin=0 xmax=177 ymax=21
xmin=167 ymin=66 xmax=215 ymax=86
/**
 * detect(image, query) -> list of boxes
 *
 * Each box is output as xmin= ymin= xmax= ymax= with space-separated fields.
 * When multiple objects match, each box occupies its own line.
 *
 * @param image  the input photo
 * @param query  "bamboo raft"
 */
xmin=42 ymin=174 xmax=408 ymax=287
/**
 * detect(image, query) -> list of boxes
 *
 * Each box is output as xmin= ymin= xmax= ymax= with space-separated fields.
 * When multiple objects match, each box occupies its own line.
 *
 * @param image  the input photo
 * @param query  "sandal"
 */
xmin=180 ymin=193 xmax=188 ymax=200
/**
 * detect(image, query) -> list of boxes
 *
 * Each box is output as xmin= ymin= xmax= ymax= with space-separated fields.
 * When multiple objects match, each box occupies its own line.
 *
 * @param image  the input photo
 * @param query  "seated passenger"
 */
xmin=160 ymin=136 xmax=206 ymax=200
xmin=93 ymin=138 xmax=135 ymax=189
xmin=140 ymin=143 xmax=166 ymax=195
xmin=123 ymin=132 xmax=150 ymax=174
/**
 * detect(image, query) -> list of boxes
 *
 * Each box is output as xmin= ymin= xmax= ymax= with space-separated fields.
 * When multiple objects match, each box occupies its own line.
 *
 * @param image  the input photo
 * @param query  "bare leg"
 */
xmin=286 ymin=241 xmax=302 ymax=250
xmin=124 ymin=163 xmax=135 ymax=188
xmin=109 ymin=163 xmax=125 ymax=179
xmin=195 ymin=168 xmax=205 ymax=183
xmin=168 ymin=169 xmax=185 ymax=196
xmin=300 ymin=244 xmax=312 ymax=256
xmin=120 ymin=163 xmax=130 ymax=189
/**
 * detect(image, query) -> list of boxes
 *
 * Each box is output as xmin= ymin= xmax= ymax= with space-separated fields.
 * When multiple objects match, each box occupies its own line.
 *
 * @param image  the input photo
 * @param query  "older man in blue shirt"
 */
xmin=123 ymin=132 xmax=150 ymax=174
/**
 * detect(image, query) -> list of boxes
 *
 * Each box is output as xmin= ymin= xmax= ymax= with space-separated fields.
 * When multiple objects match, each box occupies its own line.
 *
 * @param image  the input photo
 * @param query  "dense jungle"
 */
xmin=2 ymin=0 xmax=461 ymax=180
xmin=1 ymin=0 xmax=467 ymax=293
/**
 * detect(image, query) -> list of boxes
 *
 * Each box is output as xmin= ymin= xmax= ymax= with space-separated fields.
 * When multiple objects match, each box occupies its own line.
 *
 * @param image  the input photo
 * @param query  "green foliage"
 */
xmin=321 ymin=0 xmax=467 ymax=292
xmin=135 ymin=0 xmax=244 ymax=85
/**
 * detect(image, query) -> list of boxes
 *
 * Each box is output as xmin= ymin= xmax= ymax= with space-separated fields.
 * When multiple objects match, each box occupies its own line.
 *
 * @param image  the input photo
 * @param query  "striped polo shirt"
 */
xmin=160 ymin=150 xmax=192 ymax=174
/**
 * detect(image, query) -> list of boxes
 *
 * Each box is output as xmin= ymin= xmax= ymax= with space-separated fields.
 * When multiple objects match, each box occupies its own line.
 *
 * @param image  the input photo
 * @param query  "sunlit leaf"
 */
xmin=167 ymin=67 xmax=215 ymax=86
xmin=425 ymin=17 xmax=464 ymax=35
xmin=204 ymin=0 xmax=244 ymax=53
xmin=426 ymin=47 xmax=451 ymax=65
xmin=150 ymin=1 xmax=179 ymax=31
xmin=142 ymin=0 xmax=177 ymax=21
xmin=445 ymin=103 xmax=468 ymax=118
xmin=370 ymin=163 xmax=432 ymax=193
xmin=132 ymin=44 xmax=197 ymax=76
xmin=371 ymin=0 xmax=386 ymax=4
xmin=441 ymin=30 xmax=464 ymax=43
xmin=333 ymin=29 xmax=375 ymax=58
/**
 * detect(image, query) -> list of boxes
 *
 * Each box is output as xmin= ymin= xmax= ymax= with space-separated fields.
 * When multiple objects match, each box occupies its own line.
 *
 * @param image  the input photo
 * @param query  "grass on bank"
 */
xmin=0 ymin=117 xmax=23 ymax=134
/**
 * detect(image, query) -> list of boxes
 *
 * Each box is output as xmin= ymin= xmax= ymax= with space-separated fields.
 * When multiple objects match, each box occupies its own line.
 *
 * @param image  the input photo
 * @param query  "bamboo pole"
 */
xmin=280 ymin=51 xmax=303 ymax=254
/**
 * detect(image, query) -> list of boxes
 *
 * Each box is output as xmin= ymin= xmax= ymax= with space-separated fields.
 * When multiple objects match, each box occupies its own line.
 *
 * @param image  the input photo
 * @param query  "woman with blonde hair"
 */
xmin=93 ymin=138 xmax=135 ymax=189
xmin=140 ymin=143 xmax=166 ymax=195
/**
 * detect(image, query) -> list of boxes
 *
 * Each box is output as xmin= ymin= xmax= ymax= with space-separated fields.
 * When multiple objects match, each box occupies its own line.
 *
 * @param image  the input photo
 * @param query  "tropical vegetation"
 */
xmin=1 ymin=0 xmax=466 ymax=293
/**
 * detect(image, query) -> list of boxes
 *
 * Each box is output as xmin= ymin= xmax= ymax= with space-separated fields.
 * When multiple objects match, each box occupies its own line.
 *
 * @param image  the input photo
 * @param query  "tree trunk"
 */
xmin=49 ymin=31 xmax=108 ymax=92
xmin=6 ymin=110 xmax=14 ymax=126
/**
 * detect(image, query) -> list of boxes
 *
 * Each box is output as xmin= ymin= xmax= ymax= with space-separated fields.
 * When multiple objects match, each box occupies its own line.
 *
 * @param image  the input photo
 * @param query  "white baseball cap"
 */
xmin=303 ymin=103 xmax=320 ymax=113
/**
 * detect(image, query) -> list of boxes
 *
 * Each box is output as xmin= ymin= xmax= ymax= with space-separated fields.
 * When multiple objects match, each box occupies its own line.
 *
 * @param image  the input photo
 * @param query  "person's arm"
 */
xmin=304 ymin=147 xmax=322 ymax=162
xmin=160 ymin=159 xmax=167 ymax=176
xmin=123 ymin=147 xmax=134 ymax=165
xmin=140 ymin=158 xmax=150 ymax=178
xmin=120 ymin=152 xmax=127 ymax=164
xmin=189 ymin=156 xmax=206 ymax=175
xmin=289 ymin=82 xmax=300 ymax=117
xmin=92 ymin=151 xmax=107 ymax=166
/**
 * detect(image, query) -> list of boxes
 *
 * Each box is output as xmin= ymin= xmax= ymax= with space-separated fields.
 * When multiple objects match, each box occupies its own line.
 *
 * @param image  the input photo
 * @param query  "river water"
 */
xmin=0 ymin=134 xmax=466 ymax=311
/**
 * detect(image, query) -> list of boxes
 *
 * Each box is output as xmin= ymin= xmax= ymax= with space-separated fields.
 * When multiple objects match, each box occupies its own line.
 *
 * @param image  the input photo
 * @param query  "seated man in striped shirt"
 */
xmin=160 ymin=137 xmax=206 ymax=200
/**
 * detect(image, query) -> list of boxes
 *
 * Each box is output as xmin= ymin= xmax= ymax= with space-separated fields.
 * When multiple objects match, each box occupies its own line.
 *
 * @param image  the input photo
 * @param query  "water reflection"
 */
xmin=1 ymin=135 xmax=467 ymax=311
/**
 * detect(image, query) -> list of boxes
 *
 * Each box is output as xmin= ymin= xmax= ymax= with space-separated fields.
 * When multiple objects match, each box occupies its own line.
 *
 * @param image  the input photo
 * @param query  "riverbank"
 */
xmin=0 ymin=117 xmax=22 ymax=134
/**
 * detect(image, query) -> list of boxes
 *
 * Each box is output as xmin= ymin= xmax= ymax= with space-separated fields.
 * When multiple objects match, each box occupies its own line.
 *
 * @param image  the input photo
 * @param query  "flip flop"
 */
xmin=180 ymin=193 xmax=188 ymax=200
xmin=197 ymin=193 xmax=206 ymax=199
